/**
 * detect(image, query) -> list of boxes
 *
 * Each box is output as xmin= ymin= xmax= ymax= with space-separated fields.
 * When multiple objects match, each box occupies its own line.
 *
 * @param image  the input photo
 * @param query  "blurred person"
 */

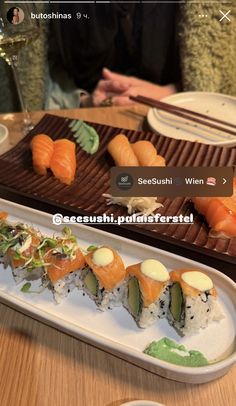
xmin=47 ymin=3 xmax=180 ymax=108
xmin=0 ymin=2 xmax=235 ymax=113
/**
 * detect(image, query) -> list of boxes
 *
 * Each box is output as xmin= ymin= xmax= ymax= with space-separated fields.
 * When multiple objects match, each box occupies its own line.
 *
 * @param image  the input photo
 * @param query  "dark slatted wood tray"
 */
xmin=0 ymin=114 xmax=235 ymax=266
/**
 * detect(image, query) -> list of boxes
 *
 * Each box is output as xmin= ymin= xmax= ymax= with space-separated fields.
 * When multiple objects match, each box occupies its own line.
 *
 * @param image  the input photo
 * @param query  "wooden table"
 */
xmin=0 ymin=106 xmax=235 ymax=406
xmin=0 ymin=105 xmax=149 ymax=149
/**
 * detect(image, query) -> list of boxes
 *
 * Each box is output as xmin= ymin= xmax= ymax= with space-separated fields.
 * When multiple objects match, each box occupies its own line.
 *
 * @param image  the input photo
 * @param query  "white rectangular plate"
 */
xmin=0 ymin=198 xmax=235 ymax=384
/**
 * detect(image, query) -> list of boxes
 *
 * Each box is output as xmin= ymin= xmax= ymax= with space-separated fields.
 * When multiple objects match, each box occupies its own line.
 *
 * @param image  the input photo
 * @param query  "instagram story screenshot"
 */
xmin=0 ymin=1 xmax=235 ymax=406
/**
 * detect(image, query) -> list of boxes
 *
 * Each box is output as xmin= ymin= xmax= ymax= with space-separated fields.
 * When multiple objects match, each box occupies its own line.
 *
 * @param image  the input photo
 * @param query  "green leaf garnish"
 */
xmin=13 ymin=251 xmax=22 ymax=260
xmin=87 ymin=245 xmax=97 ymax=252
xmin=21 ymin=282 xmax=31 ymax=293
xmin=26 ymin=258 xmax=46 ymax=272
xmin=0 ymin=240 xmax=18 ymax=254
xmin=70 ymin=119 xmax=99 ymax=154
xmin=37 ymin=238 xmax=57 ymax=251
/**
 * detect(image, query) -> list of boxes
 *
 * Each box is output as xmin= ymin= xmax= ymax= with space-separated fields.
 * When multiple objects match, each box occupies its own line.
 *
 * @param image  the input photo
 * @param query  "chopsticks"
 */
xmin=130 ymin=95 xmax=236 ymax=138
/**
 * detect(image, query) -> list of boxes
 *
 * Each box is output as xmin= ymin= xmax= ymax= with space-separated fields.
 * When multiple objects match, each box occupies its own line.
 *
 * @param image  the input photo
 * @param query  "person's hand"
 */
xmin=101 ymin=68 xmax=177 ymax=105
xmin=80 ymin=78 xmax=130 ymax=107
xmin=80 ymin=68 xmax=177 ymax=107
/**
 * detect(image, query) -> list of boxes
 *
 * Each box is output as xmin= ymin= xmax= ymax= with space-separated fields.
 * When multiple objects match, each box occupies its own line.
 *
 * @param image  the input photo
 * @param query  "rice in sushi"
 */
xmin=167 ymin=269 xmax=224 ymax=335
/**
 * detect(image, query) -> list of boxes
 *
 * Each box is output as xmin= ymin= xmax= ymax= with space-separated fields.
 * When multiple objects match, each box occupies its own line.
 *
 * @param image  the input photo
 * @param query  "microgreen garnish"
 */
xmin=37 ymin=238 xmax=57 ymax=251
xmin=62 ymin=227 xmax=77 ymax=244
xmin=87 ymin=245 xmax=97 ymax=252
xmin=13 ymin=251 xmax=22 ymax=260
xmin=21 ymin=282 xmax=31 ymax=293
xmin=62 ymin=226 xmax=71 ymax=236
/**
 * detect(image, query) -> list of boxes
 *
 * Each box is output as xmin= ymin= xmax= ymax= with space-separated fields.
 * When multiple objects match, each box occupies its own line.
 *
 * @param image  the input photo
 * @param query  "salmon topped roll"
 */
xmin=42 ymin=227 xmax=85 ymax=303
xmin=50 ymin=139 xmax=76 ymax=185
xmin=83 ymin=246 xmax=126 ymax=309
xmin=3 ymin=222 xmax=43 ymax=283
xmin=167 ymin=269 xmax=223 ymax=335
xmin=31 ymin=134 xmax=54 ymax=176
xmin=192 ymin=179 xmax=236 ymax=238
xmin=124 ymin=259 xmax=170 ymax=328
xmin=0 ymin=212 xmax=9 ymax=263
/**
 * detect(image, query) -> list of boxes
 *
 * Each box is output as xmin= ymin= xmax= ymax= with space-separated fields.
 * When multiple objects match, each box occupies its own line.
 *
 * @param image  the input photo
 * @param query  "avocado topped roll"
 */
xmin=43 ymin=228 xmax=85 ymax=303
xmin=83 ymin=246 xmax=126 ymax=310
xmin=167 ymin=269 xmax=224 ymax=335
xmin=124 ymin=259 xmax=170 ymax=328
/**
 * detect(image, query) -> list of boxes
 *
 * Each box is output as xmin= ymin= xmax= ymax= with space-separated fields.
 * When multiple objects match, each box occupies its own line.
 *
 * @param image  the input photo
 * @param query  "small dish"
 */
xmin=0 ymin=123 xmax=10 ymax=154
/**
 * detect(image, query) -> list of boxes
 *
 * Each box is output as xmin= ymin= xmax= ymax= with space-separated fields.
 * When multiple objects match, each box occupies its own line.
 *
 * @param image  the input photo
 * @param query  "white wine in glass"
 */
xmin=0 ymin=4 xmax=40 ymax=133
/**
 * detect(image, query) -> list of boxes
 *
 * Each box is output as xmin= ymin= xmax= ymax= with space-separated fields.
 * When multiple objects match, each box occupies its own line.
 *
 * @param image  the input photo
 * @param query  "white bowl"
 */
xmin=0 ymin=124 xmax=10 ymax=154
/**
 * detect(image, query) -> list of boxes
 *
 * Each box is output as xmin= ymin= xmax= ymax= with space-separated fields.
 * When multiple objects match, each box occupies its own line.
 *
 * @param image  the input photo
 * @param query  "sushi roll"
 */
xmin=42 ymin=229 xmax=85 ymax=303
xmin=167 ymin=269 xmax=224 ymax=335
xmin=124 ymin=259 xmax=170 ymax=328
xmin=1 ymin=220 xmax=43 ymax=283
xmin=0 ymin=212 xmax=9 ymax=264
xmin=82 ymin=246 xmax=126 ymax=310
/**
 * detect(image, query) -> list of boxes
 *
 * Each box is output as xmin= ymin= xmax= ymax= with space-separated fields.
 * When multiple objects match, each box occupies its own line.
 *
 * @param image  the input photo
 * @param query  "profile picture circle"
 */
xmin=116 ymin=173 xmax=134 ymax=190
xmin=7 ymin=7 xmax=24 ymax=25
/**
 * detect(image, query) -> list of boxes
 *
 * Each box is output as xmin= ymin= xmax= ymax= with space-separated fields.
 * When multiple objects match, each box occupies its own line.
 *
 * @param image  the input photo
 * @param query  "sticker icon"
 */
xmin=206 ymin=177 xmax=216 ymax=186
xmin=116 ymin=173 xmax=133 ymax=190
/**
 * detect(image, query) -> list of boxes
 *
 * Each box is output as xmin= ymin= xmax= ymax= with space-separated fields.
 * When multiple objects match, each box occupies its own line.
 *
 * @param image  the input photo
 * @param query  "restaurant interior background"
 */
xmin=0 ymin=1 xmax=236 ymax=406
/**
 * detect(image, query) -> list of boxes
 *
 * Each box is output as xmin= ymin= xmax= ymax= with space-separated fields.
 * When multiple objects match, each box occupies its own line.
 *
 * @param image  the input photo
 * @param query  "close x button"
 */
xmin=219 ymin=10 xmax=231 ymax=22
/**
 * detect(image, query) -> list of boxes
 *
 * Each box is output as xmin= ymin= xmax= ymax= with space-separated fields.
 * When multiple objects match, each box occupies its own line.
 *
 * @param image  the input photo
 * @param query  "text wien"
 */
xmin=185 ymin=178 xmax=204 ymax=185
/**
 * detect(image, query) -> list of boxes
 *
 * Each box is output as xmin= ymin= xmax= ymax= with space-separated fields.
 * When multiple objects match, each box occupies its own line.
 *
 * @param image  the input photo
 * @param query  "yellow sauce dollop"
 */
xmin=140 ymin=259 xmax=169 ymax=282
xmin=92 ymin=247 xmax=114 ymax=266
xmin=181 ymin=271 xmax=213 ymax=291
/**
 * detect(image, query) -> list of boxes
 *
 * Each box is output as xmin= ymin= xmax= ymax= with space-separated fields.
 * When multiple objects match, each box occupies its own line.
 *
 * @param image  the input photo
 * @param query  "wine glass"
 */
xmin=0 ymin=3 xmax=40 ymax=133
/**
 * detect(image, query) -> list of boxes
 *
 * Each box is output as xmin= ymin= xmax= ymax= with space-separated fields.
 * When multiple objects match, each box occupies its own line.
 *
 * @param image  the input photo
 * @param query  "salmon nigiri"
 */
xmin=107 ymin=134 xmax=139 ymax=166
xmin=131 ymin=140 xmax=166 ymax=167
xmin=192 ymin=178 xmax=236 ymax=238
xmin=31 ymin=134 xmax=54 ymax=175
xmin=50 ymin=139 xmax=76 ymax=185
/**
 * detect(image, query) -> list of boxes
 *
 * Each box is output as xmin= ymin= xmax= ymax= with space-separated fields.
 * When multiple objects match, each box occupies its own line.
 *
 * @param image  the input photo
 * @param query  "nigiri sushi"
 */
xmin=131 ymin=140 xmax=166 ymax=167
xmin=192 ymin=179 xmax=236 ymax=238
xmin=83 ymin=246 xmax=126 ymax=309
xmin=107 ymin=134 xmax=139 ymax=166
xmin=167 ymin=269 xmax=223 ymax=335
xmin=124 ymin=259 xmax=170 ymax=328
xmin=50 ymin=139 xmax=76 ymax=185
xmin=42 ymin=228 xmax=85 ymax=303
xmin=31 ymin=134 xmax=54 ymax=175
